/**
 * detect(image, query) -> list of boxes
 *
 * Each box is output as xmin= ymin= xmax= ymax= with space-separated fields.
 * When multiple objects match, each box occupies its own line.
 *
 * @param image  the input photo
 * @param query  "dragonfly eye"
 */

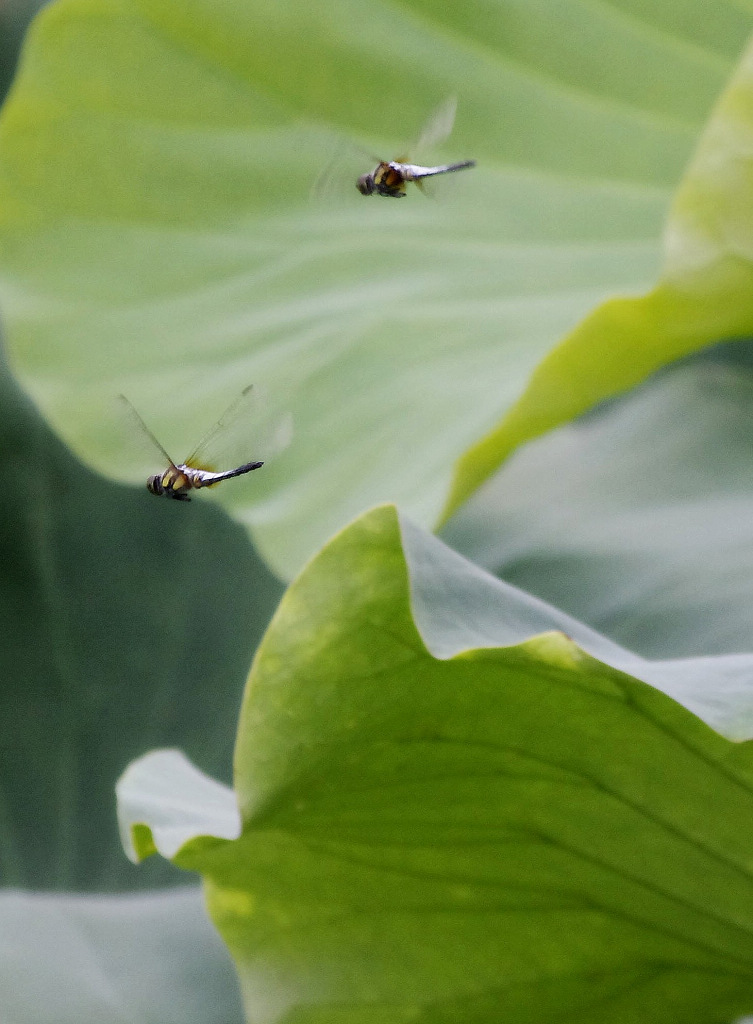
xmin=147 ymin=474 xmax=164 ymax=496
xmin=356 ymin=173 xmax=374 ymax=195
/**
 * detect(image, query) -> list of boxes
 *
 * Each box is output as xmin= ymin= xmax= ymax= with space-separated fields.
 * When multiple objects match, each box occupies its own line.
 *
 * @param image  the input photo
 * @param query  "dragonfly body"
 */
xmin=147 ymin=460 xmax=264 ymax=501
xmin=354 ymin=97 xmax=475 ymax=198
xmin=357 ymin=158 xmax=476 ymax=198
xmin=119 ymin=384 xmax=281 ymax=503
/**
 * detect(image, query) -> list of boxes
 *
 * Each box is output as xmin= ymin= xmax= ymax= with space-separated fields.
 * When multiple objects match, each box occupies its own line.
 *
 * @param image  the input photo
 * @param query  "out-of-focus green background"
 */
xmin=5 ymin=2 xmax=753 ymax=1021
xmin=0 ymin=0 xmax=39 ymax=100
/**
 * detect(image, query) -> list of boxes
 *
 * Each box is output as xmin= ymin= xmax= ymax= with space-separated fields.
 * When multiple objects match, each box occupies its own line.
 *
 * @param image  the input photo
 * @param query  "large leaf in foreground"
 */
xmin=119 ymin=506 xmax=753 ymax=1024
xmin=447 ymin=33 xmax=753 ymax=513
xmin=0 ymin=0 xmax=749 ymax=575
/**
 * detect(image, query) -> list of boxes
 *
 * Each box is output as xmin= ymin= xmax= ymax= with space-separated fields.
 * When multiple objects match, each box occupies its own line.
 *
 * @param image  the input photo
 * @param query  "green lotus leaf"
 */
xmin=119 ymin=505 xmax=753 ymax=1024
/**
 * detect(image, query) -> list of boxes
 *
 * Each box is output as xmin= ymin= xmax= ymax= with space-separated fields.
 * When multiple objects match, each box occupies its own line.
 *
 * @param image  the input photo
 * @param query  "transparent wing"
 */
xmin=311 ymin=133 xmax=382 ymax=203
xmin=413 ymin=96 xmax=457 ymax=156
xmin=413 ymin=177 xmax=435 ymax=200
xmin=185 ymin=385 xmax=292 ymax=471
xmin=118 ymin=394 xmax=176 ymax=468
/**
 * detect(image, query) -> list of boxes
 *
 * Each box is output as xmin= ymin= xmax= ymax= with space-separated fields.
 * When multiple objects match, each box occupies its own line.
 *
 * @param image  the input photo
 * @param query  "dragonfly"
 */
xmin=355 ymin=96 xmax=475 ymax=198
xmin=119 ymin=385 xmax=286 ymax=502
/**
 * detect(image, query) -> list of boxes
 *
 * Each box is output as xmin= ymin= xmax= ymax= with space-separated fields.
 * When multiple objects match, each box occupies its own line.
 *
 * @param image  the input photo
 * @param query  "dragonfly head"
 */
xmin=356 ymin=173 xmax=375 ymax=195
xmin=147 ymin=473 xmax=164 ymax=496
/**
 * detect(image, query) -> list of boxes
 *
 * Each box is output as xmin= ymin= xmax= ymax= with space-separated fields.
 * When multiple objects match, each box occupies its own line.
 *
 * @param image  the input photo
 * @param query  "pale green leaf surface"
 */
xmin=0 ymin=888 xmax=243 ymax=1024
xmin=0 ymin=0 xmax=749 ymax=575
xmin=443 ymin=355 xmax=753 ymax=661
xmin=120 ymin=506 xmax=753 ymax=1023
xmin=448 ymin=29 xmax=753 ymax=513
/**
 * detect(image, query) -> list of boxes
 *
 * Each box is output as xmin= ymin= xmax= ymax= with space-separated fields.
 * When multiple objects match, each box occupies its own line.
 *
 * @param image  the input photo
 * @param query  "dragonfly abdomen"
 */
xmin=184 ymin=460 xmax=264 ymax=489
xmin=215 ymin=459 xmax=265 ymax=482
xmin=399 ymin=160 xmax=476 ymax=180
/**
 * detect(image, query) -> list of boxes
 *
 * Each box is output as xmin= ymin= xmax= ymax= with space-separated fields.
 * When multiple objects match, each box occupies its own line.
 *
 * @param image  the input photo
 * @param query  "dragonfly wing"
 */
xmin=311 ymin=139 xmax=351 ymax=202
xmin=312 ymin=133 xmax=382 ymax=202
xmin=184 ymin=385 xmax=292 ymax=471
xmin=184 ymin=384 xmax=256 ymax=470
xmin=413 ymin=95 xmax=457 ymax=155
xmin=118 ymin=394 xmax=177 ymax=468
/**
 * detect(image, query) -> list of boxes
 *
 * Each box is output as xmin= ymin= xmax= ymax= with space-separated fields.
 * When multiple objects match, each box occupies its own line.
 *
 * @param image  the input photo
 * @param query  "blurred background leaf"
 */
xmin=442 ymin=348 xmax=753 ymax=661
xmin=0 ymin=888 xmax=244 ymax=1023
xmin=0 ymin=0 xmax=45 ymax=102
xmin=448 ymin=36 xmax=753 ymax=512
xmin=1 ymin=0 xmax=752 ymax=575
xmin=0 ymin=336 xmax=282 ymax=892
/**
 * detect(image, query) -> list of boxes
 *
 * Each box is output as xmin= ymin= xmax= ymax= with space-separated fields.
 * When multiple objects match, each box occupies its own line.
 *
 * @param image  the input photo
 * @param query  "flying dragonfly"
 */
xmin=119 ymin=385 xmax=289 ymax=502
xmin=355 ymin=96 xmax=475 ymax=198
